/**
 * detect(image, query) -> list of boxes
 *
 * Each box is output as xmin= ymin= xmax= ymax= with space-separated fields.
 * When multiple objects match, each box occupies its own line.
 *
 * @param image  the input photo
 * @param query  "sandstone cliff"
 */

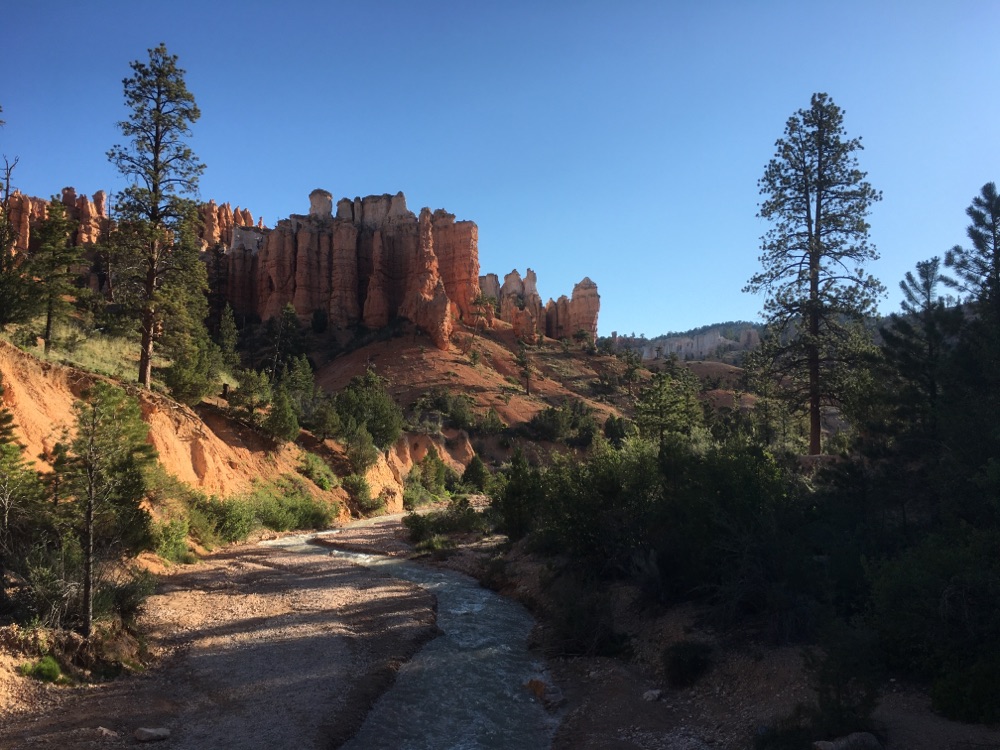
xmin=4 ymin=187 xmax=109 ymax=252
xmin=218 ymin=191 xmax=480 ymax=351
xmin=479 ymin=269 xmax=599 ymax=342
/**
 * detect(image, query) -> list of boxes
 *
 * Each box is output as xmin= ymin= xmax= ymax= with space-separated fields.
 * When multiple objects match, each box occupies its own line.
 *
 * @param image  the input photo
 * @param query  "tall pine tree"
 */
xmin=107 ymin=44 xmax=205 ymax=388
xmin=746 ymin=93 xmax=884 ymax=454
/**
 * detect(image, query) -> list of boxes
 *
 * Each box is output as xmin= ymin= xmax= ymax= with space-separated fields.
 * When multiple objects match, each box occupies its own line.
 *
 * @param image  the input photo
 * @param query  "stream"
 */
xmin=262 ymin=532 xmax=558 ymax=750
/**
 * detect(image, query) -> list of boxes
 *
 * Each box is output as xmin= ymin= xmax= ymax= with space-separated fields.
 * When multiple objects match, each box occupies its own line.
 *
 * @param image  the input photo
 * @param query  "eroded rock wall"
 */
xmin=483 ymin=268 xmax=600 ymax=341
xmin=220 ymin=191 xmax=481 ymax=350
xmin=3 ymin=188 xmax=109 ymax=253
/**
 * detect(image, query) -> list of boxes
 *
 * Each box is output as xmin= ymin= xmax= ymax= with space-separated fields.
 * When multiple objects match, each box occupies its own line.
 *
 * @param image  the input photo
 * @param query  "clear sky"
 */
xmin=3 ymin=1 xmax=998 ymax=337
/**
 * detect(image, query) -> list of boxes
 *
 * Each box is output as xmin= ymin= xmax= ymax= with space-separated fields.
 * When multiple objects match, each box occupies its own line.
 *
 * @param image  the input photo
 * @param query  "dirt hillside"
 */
xmin=0 ymin=339 xmax=303 ymax=498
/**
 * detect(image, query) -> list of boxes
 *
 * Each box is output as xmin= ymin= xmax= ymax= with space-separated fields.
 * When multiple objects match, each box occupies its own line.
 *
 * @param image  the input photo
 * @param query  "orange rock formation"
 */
xmin=480 ymin=269 xmax=600 ymax=342
xmin=219 ymin=191 xmax=481 ymax=350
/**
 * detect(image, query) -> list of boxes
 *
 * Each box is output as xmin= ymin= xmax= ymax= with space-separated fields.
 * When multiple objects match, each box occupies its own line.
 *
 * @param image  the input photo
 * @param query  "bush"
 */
xmin=870 ymin=528 xmax=1000 ymax=721
xmin=412 ymin=388 xmax=476 ymax=431
xmin=804 ymin=621 xmax=882 ymax=737
xmin=475 ymin=408 xmax=507 ymax=435
xmin=663 ymin=641 xmax=713 ymax=687
xmin=403 ymin=478 xmax=435 ymax=511
xmin=194 ymin=477 xmax=336 ymax=541
xmin=153 ymin=518 xmax=194 ymax=564
xmin=93 ymin=570 xmax=156 ymax=630
xmin=540 ymin=572 xmax=629 ymax=657
xmin=20 ymin=655 xmax=61 ymax=683
xmin=403 ymin=497 xmax=490 ymax=543
xmin=334 ymin=369 xmax=403 ymax=449
xmin=343 ymin=474 xmax=381 ymax=514
xmin=186 ymin=505 xmax=221 ymax=550
xmin=528 ymin=398 xmax=598 ymax=446
xmin=196 ymin=496 xmax=256 ymax=542
xmin=461 ymin=455 xmax=490 ymax=492
xmin=931 ymin=649 xmax=1000 ymax=723
xmin=298 ymin=452 xmax=339 ymax=491
xmin=345 ymin=423 xmax=380 ymax=473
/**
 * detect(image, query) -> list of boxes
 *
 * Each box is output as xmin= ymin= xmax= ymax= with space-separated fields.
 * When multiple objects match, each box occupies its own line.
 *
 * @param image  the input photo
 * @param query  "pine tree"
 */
xmin=880 ymin=257 xmax=962 ymax=440
xmin=66 ymin=382 xmax=155 ymax=636
xmin=217 ymin=303 xmax=240 ymax=371
xmin=158 ymin=220 xmax=222 ymax=404
xmin=33 ymin=199 xmax=82 ymax=353
xmin=0 ymin=136 xmax=41 ymax=329
xmin=746 ymin=93 xmax=884 ymax=454
xmin=945 ymin=182 xmax=1000 ymax=320
xmin=0 ymin=373 xmax=16 ymax=446
xmin=263 ymin=384 xmax=300 ymax=443
xmin=107 ymin=44 xmax=205 ymax=388
xmin=230 ymin=368 xmax=273 ymax=423
xmin=635 ymin=365 xmax=702 ymax=445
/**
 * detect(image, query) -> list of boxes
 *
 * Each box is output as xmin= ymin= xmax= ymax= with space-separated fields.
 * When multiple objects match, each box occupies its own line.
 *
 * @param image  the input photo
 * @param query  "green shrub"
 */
xmin=343 ymin=474 xmax=381 ymax=514
xmin=153 ymin=518 xmax=193 ymax=564
xmin=412 ymin=388 xmax=475 ymax=431
xmin=196 ymin=496 xmax=256 ymax=542
xmin=415 ymin=534 xmax=455 ymax=559
xmin=298 ymin=452 xmax=339 ymax=490
xmin=804 ymin=621 xmax=881 ymax=737
xmin=663 ymin=641 xmax=713 ymax=687
xmin=540 ymin=572 xmax=629 ymax=657
xmin=334 ymin=369 xmax=403 ymax=449
xmin=870 ymin=528 xmax=1000 ymax=721
xmin=528 ymin=398 xmax=598 ymax=446
xmin=403 ymin=479 xmax=435 ymax=511
xmin=403 ymin=497 xmax=490 ymax=543
xmin=461 ymin=455 xmax=490 ymax=492
xmin=475 ymin=408 xmax=507 ymax=435
xmin=194 ymin=478 xmax=336 ymax=540
xmin=186 ymin=505 xmax=220 ymax=550
xmin=345 ymin=423 xmax=380 ymax=473
xmin=20 ymin=655 xmax=61 ymax=682
xmin=94 ymin=570 xmax=156 ymax=630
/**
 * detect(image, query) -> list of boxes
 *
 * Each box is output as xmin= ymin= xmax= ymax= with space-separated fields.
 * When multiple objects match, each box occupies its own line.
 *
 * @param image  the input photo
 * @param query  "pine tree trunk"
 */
xmin=138 ymin=264 xmax=158 ymax=387
xmin=43 ymin=296 xmax=54 ymax=355
xmin=83 ymin=479 xmax=94 ymax=638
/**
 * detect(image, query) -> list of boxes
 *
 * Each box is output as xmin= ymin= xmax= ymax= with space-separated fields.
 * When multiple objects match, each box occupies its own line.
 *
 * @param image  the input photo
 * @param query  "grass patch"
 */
xmin=19 ymin=654 xmax=62 ymax=683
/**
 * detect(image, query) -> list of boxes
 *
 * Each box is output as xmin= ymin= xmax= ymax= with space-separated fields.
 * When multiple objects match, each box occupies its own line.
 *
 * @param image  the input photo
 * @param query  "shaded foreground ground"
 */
xmin=0 ymin=530 xmax=437 ymax=749
xmin=3 ymin=518 xmax=1000 ymax=749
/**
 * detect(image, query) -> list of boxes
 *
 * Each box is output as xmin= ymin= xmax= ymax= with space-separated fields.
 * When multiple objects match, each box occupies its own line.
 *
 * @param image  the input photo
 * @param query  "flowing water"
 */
xmin=263 ymin=533 xmax=557 ymax=750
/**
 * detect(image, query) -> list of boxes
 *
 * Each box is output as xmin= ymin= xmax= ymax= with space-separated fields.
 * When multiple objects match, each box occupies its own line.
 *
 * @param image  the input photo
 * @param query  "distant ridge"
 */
xmin=610 ymin=320 xmax=764 ymax=363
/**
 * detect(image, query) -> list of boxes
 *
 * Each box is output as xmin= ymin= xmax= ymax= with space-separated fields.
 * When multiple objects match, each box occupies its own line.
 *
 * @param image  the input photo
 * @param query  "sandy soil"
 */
xmin=3 ymin=518 xmax=1000 ymax=750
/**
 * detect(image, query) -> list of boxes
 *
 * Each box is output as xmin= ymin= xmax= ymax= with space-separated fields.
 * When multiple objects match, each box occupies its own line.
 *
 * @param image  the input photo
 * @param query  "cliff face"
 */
xmin=480 ymin=268 xmax=600 ymax=342
xmin=200 ymin=200 xmax=263 ymax=249
xmin=5 ymin=185 xmax=600 ymax=345
xmin=219 ymin=191 xmax=480 ymax=350
xmin=5 ymin=187 xmax=109 ymax=252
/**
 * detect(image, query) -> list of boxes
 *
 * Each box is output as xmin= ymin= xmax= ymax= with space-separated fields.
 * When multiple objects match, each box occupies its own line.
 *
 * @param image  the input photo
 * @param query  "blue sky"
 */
xmin=4 ymin=1 xmax=998 ymax=337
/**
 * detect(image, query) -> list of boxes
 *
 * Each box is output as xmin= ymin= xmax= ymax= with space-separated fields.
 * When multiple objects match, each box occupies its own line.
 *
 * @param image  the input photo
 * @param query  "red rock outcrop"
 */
xmin=3 ymin=188 xmax=108 ymax=253
xmin=219 ymin=191 xmax=480 ymax=348
xmin=398 ymin=209 xmax=453 ymax=349
xmin=484 ymin=268 xmax=600 ymax=341
xmin=567 ymin=277 xmax=600 ymax=341
xmin=200 ymin=201 xmax=261 ymax=249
